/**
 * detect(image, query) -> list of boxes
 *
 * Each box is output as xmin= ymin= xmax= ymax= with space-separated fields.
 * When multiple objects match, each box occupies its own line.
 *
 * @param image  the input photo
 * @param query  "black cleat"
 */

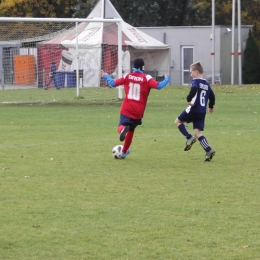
xmin=184 ymin=136 xmax=197 ymax=151
xmin=119 ymin=126 xmax=129 ymax=142
xmin=204 ymin=149 xmax=216 ymax=162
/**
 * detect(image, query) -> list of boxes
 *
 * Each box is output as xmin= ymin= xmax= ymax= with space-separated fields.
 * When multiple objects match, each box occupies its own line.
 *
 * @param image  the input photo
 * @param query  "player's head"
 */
xmin=190 ymin=61 xmax=203 ymax=78
xmin=133 ymin=58 xmax=145 ymax=71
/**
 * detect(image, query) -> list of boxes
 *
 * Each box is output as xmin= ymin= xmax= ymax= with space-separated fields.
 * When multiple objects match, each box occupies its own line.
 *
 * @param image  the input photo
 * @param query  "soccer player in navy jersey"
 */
xmin=175 ymin=61 xmax=216 ymax=162
xmin=100 ymin=58 xmax=170 ymax=159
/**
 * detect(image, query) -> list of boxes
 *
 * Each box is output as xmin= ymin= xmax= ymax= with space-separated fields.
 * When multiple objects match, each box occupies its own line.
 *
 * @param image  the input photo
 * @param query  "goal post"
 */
xmin=0 ymin=17 xmax=123 ymax=99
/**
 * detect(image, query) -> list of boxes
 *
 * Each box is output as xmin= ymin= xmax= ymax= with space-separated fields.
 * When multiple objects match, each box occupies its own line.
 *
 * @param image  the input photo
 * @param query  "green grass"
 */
xmin=0 ymin=85 xmax=260 ymax=259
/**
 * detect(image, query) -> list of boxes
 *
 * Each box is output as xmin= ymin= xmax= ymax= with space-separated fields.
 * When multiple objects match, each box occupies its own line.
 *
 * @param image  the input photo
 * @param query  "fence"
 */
xmin=0 ymin=17 xmax=123 ymax=98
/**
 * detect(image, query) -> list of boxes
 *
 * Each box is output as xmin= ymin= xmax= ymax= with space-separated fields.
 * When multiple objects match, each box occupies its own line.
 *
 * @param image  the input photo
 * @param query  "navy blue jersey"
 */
xmin=186 ymin=78 xmax=215 ymax=114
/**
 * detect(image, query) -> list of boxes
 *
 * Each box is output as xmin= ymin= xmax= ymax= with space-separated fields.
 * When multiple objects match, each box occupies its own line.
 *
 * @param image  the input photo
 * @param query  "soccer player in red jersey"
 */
xmin=100 ymin=58 xmax=170 ymax=159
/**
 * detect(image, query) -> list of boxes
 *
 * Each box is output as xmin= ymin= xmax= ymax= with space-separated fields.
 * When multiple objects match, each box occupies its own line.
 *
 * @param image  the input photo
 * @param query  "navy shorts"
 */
xmin=119 ymin=114 xmax=142 ymax=131
xmin=178 ymin=110 xmax=205 ymax=130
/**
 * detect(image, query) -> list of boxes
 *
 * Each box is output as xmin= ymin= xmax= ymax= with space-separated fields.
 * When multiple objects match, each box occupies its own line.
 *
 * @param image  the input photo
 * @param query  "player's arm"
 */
xmin=147 ymin=73 xmax=170 ymax=89
xmin=156 ymin=73 xmax=170 ymax=89
xmin=208 ymin=89 xmax=215 ymax=113
xmin=100 ymin=70 xmax=116 ymax=87
xmin=186 ymin=87 xmax=197 ymax=102
xmin=100 ymin=70 xmax=125 ymax=87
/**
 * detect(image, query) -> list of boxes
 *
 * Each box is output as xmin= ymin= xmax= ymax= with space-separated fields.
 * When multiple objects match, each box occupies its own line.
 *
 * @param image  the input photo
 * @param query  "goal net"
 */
xmin=0 ymin=17 xmax=123 ymax=100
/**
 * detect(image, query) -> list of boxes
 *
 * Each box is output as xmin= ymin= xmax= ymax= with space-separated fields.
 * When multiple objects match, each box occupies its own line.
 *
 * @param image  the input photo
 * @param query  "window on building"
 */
xmin=181 ymin=46 xmax=194 ymax=85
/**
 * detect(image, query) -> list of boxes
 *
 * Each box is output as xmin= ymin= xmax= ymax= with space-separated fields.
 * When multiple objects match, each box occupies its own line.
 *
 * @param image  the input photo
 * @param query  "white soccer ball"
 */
xmin=112 ymin=145 xmax=123 ymax=159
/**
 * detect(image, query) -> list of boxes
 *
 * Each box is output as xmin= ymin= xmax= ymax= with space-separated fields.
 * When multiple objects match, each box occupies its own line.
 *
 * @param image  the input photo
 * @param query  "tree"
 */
xmin=1 ymin=0 xmax=260 ymax=42
xmin=242 ymin=29 xmax=260 ymax=84
xmin=188 ymin=0 xmax=233 ymax=26
xmin=188 ymin=0 xmax=211 ymax=25
xmin=110 ymin=0 xmax=194 ymax=27
xmin=0 ymin=0 xmax=77 ymax=18
xmin=71 ymin=0 xmax=195 ymax=26
xmin=71 ymin=0 xmax=98 ymax=18
xmin=241 ymin=0 xmax=260 ymax=45
xmin=0 ymin=0 xmax=55 ymax=17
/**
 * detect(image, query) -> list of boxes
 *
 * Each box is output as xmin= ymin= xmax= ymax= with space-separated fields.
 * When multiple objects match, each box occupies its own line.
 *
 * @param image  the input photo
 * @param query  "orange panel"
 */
xmin=14 ymin=55 xmax=35 ymax=85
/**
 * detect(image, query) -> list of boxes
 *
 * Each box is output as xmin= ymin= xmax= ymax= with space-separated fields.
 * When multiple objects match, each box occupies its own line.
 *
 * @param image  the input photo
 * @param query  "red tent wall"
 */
xmin=37 ymin=46 xmax=66 ymax=87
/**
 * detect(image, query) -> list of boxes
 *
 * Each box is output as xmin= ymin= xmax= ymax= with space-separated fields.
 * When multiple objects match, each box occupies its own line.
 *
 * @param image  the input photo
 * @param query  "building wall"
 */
xmin=138 ymin=25 xmax=252 ymax=85
xmin=219 ymin=26 xmax=252 ymax=85
xmin=220 ymin=27 xmax=234 ymax=84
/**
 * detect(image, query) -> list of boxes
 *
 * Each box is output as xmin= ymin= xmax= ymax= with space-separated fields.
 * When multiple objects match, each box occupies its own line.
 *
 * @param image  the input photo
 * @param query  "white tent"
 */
xmin=37 ymin=0 xmax=170 ymax=88
xmin=87 ymin=0 xmax=171 ymax=76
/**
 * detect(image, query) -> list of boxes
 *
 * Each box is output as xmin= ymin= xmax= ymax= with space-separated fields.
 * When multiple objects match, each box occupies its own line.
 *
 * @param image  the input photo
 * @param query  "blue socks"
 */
xmin=178 ymin=124 xmax=192 ymax=139
xmin=198 ymin=136 xmax=211 ymax=152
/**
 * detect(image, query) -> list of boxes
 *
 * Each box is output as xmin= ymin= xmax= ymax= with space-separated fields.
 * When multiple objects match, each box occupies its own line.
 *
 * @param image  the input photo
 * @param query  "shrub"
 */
xmin=242 ymin=29 xmax=260 ymax=84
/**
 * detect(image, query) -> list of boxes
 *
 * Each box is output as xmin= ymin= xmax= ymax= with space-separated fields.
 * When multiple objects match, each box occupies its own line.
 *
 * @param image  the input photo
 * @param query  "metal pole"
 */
xmin=1 ymin=69 xmax=4 ymax=90
xmin=117 ymin=20 xmax=123 ymax=99
xmin=76 ymin=20 xmax=79 ymax=97
xmin=231 ymin=0 xmax=235 ymax=85
xmin=101 ymin=0 xmax=104 ymax=18
xmin=211 ymin=0 xmax=215 ymax=85
xmin=237 ymin=0 xmax=242 ymax=87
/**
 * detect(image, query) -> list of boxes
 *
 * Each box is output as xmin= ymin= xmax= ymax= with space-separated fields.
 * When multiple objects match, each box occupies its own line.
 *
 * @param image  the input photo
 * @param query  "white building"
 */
xmin=138 ymin=25 xmax=252 ymax=85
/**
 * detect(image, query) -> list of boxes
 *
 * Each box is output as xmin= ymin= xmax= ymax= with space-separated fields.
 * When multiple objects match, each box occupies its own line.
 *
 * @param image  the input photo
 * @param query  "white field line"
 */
xmin=0 ymin=134 xmax=182 ymax=149
xmin=0 ymin=130 xmax=259 ymax=149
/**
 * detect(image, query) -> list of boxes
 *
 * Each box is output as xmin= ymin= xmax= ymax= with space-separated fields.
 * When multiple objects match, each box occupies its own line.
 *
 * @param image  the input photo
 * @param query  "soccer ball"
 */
xmin=112 ymin=145 xmax=123 ymax=159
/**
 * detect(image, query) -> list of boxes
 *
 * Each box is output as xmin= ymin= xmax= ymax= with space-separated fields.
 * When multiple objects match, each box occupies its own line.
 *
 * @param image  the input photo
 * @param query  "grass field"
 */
xmin=0 ymin=85 xmax=260 ymax=260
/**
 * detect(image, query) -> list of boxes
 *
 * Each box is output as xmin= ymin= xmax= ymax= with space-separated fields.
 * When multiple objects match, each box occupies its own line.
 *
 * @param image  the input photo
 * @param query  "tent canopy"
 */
xmin=37 ymin=0 xmax=170 ymax=87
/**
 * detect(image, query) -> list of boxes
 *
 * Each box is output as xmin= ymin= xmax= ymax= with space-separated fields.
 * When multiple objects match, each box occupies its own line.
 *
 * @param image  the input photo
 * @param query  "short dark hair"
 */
xmin=133 ymin=58 xmax=145 ymax=71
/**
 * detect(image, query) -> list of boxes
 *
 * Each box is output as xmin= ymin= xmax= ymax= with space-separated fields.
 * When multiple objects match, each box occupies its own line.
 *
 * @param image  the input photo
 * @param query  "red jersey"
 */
xmin=114 ymin=72 xmax=159 ymax=119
